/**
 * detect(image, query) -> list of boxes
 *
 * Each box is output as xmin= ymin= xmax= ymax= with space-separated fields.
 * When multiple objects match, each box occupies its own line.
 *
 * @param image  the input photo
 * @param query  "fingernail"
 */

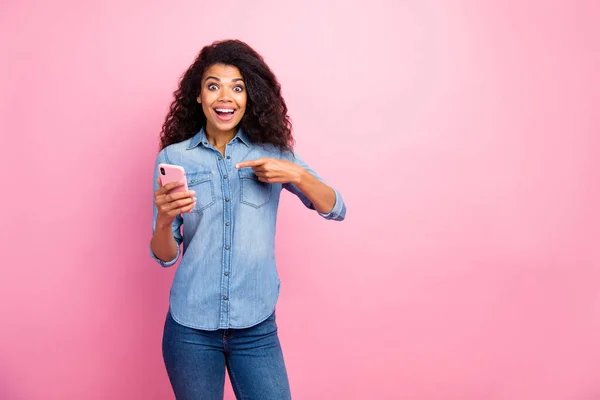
xmin=190 ymin=190 xmax=196 ymax=195
xmin=235 ymin=164 xmax=239 ymax=169
xmin=193 ymin=197 xmax=197 ymax=201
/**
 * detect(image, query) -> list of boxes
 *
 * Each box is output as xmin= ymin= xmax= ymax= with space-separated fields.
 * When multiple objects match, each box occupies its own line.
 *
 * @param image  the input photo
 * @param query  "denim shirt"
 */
xmin=151 ymin=128 xmax=346 ymax=330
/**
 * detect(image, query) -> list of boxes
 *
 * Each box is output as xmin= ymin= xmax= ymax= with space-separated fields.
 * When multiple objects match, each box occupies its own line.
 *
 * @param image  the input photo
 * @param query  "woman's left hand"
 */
xmin=235 ymin=158 xmax=306 ymax=185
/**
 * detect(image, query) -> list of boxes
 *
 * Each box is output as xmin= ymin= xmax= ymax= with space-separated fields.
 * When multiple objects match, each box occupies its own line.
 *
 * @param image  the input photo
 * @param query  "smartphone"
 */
xmin=158 ymin=163 xmax=188 ymax=193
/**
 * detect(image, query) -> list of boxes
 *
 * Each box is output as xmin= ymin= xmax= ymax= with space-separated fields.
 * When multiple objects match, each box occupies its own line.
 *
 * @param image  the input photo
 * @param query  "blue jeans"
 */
xmin=162 ymin=310 xmax=292 ymax=400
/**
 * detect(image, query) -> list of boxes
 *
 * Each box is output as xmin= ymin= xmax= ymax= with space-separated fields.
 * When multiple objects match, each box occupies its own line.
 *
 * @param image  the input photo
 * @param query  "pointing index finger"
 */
xmin=235 ymin=158 xmax=268 ymax=169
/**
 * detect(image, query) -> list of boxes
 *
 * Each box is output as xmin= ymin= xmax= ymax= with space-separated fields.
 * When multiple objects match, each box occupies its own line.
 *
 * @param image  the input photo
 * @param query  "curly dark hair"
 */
xmin=160 ymin=39 xmax=294 ymax=151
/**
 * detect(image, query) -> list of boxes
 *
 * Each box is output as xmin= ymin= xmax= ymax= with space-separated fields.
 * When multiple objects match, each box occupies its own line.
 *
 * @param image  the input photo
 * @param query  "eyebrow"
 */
xmin=205 ymin=76 xmax=245 ymax=83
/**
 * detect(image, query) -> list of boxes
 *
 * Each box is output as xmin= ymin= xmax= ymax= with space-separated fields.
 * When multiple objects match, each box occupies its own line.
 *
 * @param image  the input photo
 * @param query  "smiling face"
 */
xmin=197 ymin=63 xmax=247 ymax=137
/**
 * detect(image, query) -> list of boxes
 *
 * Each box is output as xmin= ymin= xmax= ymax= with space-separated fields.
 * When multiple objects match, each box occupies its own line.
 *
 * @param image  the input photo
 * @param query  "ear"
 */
xmin=196 ymin=95 xmax=201 ymax=104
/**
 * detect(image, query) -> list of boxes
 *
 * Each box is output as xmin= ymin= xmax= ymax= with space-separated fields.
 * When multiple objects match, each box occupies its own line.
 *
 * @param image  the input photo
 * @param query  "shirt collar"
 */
xmin=187 ymin=127 xmax=251 ymax=150
xmin=235 ymin=129 xmax=251 ymax=147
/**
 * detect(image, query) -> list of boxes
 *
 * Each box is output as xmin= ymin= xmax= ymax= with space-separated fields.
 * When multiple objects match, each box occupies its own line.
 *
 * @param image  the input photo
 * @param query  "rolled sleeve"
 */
xmin=317 ymin=187 xmax=346 ymax=221
xmin=282 ymin=151 xmax=346 ymax=221
xmin=150 ymin=241 xmax=181 ymax=267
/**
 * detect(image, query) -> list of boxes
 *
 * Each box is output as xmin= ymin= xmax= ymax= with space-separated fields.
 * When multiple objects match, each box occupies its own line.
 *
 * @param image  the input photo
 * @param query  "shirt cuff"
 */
xmin=318 ymin=188 xmax=346 ymax=221
xmin=150 ymin=245 xmax=180 ymax=267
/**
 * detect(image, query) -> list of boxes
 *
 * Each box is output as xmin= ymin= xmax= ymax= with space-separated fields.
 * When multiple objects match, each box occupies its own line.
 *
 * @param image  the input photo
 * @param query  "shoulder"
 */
xmin=157 ymin=138 xmax=195 ymax=163
xmin=249 ymin=143 xmax=296 ymax=161
xmin=242 ymin=142 xmax=287 ymax=160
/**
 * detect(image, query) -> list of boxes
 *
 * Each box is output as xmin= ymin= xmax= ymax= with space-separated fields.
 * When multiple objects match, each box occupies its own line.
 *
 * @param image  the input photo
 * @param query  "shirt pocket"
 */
xmin=186 ymin=170 xmax=215 ymax=212
xmin=238 ymin=168 xmax=272 ymax=208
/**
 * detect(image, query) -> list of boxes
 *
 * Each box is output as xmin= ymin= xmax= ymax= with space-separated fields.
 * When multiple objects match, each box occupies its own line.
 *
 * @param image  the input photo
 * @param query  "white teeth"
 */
xmin=215 ymin=108 xmax=234 ymax=113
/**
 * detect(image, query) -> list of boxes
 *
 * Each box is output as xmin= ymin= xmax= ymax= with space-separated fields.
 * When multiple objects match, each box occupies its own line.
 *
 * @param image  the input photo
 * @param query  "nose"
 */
xmin=217 ymin=87 xmax=233 ymax=102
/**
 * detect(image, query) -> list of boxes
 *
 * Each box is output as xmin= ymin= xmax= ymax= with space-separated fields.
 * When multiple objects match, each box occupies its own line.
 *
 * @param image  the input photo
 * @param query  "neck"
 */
xmin=205 ymin=126 xmax=236 ymax=148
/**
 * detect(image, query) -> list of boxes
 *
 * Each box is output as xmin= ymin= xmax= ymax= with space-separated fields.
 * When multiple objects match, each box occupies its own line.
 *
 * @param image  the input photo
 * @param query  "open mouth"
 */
xmin=213 ymin=107 xmax=236 ymax=122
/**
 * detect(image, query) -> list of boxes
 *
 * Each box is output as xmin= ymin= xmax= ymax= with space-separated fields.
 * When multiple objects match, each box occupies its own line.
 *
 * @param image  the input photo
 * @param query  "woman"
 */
xmin=150 ymin=39 xmax=346 ymax=400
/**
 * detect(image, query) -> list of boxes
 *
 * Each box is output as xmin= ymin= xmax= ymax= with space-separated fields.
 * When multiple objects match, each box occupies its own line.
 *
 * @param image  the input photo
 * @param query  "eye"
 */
xmin=208 ymin=83 xmax=218 ymax=90
xmin=233 ymin=86 xmax=244 ymax=92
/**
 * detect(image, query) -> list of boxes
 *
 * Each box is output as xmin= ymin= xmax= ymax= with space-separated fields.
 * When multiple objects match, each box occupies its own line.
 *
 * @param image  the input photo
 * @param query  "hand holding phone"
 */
xmin=158 ymin=163 xmax=189 ymax=193
xmin=154 ymin=163 xmax=196 ymax=225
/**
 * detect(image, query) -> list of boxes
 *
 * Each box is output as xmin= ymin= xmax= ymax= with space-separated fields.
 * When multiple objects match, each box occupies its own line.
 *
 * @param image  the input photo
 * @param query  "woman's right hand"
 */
xmin=154 ymin=180 xmax=196 ymax=229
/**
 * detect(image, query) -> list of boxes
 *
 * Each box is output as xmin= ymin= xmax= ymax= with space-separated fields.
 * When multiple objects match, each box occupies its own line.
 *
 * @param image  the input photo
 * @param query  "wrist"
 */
xmin=294 ymin=168 xmax=309 ymax=186
xmin=155 ymin=217 xmax=173 ymax=231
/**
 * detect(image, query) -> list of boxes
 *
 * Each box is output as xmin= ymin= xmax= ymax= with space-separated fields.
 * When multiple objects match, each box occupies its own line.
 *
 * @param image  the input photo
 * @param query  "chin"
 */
xmin=215 ymin=121 xmax=238 ymax=132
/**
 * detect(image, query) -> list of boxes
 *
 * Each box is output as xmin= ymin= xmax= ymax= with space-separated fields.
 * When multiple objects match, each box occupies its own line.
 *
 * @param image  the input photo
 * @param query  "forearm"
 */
xmin=150 ymin=222 xmax=179 ymax=262
xmin=294 ymin=170 xmax=336 ymax=214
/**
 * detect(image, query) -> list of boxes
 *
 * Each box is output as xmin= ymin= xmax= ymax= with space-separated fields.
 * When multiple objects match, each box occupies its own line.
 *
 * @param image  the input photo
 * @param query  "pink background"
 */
xmin=1 ymin=1 xmax=599 ymax=399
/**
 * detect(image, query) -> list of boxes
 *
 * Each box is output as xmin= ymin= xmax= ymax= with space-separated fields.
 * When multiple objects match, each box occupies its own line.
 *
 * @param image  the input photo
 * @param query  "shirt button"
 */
xmin=225 ymin=198 xmax=230 ymax=202
xmin=225 ymin=222 xmax=230 ymax=226
xmin=223 ymin=296 xmax=228 ymax=300
xmin=218 ymin=157 xmax=223 ymax=161
xmin=225 ymin=246 xmax=230 ymax=250
xmin=224 ymin=175 xmax=228 ymax=179
xmin=227 ymin=156 xmax=231 ymax=159
xmin=224 ymin=272 xmax=229 ymax=276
